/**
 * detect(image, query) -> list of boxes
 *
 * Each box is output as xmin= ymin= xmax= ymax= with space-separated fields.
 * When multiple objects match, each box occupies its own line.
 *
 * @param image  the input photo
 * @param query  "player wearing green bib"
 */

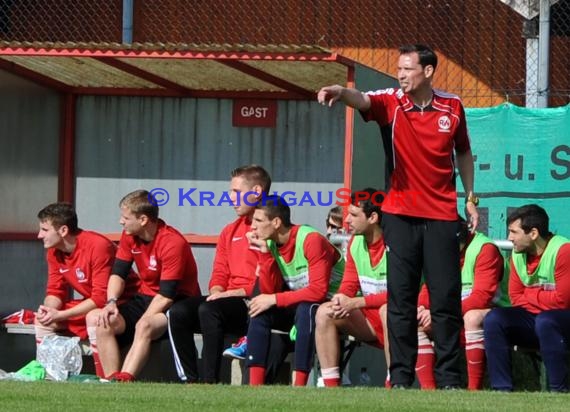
xmin=315 ymin=189 xmax=388 ymax=387
xmin=246 ymin=195 xmax=344 ymax=386
xmin=485 ymin=205 xmax=570 ymax=392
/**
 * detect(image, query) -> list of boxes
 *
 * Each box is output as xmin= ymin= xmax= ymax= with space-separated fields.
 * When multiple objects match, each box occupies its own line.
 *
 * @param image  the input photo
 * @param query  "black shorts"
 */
xmin=117 ymin=294 xmax=154 ymax=346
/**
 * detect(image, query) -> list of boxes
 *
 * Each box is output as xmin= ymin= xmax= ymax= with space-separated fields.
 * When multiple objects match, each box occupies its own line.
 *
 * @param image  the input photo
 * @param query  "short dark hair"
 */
xmin=37 ymin=202 xmax=79 ymax=233
xmin=231 ymin=164 xmax=272 ymax=193
xmin=351 ymin=188 xmax=382 ymax=226
xmin=507 ymin=204 xmax=550 ymax=238
xmin=399 ymin=44 xmax=438 ymax=71
xmin=326 ymin=206 xmax=343 ymax=228
xmin=256 ymin=195 xmax=291 ymax=227
xmin=119 ymin=189 xmax=159 ymax=221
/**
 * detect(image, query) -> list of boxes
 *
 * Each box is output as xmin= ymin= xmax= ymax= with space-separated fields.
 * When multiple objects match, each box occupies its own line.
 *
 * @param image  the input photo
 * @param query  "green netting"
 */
xmin=461 ymin=103 xmax=570 ymax=240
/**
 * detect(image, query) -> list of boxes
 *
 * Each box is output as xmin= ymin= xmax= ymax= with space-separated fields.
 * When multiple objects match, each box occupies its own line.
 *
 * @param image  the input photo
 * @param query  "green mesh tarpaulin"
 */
xmin=461 ymin=103 xmax=570 ymax=240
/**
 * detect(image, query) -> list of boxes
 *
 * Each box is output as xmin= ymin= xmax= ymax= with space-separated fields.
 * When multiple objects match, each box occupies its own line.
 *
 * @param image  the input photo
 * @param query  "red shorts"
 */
xmin=362 ymin=307 xmax=384 ymax=348
xmin=59 ymin=300 xmax=88 ymax=340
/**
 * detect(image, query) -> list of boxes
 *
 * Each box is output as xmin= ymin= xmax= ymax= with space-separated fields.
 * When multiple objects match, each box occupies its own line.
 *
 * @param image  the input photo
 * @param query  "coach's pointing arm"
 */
xmin=318 ymin=85 xmax=371 ymax=111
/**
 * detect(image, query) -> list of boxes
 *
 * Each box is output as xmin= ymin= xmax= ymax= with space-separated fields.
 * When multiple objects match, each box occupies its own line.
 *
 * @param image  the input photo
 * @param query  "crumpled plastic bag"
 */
xmin=36 ymin=335 xmax=83 ymax=381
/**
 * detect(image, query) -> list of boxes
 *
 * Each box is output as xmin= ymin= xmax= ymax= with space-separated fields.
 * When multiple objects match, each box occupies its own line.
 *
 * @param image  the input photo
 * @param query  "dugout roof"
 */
xmin=0 ymin=41 xmax=356 ymax=99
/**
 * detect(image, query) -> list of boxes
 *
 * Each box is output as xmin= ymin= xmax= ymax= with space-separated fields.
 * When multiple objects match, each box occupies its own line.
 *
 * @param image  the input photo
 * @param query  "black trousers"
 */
xmin=167 ymin=295 xmax=207 ymax=382
xmin=198 ymin=297 xmax=251 ymax=382
xmin=382 ymin=212 xmax=463 ymax=387
xmin=168 ymin=296 xmax=289 ymax=383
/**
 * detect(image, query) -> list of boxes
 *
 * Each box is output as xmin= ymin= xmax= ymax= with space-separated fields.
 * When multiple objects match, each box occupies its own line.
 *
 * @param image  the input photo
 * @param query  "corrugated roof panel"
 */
xmin=118 ymin=58 xmax=284 ymax=91
xmin=0 ymin=42 xmax=357 ymax=94
xmin=245 ymin=60 xmax=348 ymax=92
xmin=1 ymin=55 xmax=162 ymax=88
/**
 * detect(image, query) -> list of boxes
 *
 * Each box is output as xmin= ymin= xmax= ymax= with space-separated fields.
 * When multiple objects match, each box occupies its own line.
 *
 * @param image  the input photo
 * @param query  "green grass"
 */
xmin=0 ymin=381 xmax=568 ymax=412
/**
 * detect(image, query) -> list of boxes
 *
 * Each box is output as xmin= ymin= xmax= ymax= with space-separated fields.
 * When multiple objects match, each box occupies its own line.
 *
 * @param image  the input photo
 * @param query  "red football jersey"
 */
xmin=116 ymin=220 xmax=200 ymax=297
xmin=509 ymin=243 xmax=570 ymax=314
xmin=363 ymin=88 xmax=471 ymax=221
xmin=208 ymin=216 xmax=259 ymax=296
xmin=46 ymin=230 xmax=115 ymax=308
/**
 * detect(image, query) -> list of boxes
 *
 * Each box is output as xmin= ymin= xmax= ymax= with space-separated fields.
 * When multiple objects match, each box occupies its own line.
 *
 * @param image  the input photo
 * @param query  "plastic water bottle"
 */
xmin=359 ymin=367 xmax=371 ymax=386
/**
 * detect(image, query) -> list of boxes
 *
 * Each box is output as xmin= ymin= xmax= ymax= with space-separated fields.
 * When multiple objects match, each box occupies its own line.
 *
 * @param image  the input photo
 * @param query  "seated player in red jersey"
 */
xmin=86 ymin=189 xmax=200 ymax=382
xmin=35 ymin=202 xmax=139 ymax=378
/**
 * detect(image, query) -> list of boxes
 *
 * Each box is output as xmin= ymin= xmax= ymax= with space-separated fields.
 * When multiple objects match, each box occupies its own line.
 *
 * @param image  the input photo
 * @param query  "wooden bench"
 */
xmin=1 ymin=323 xmax=364 ymax=385
xmin=1 ymin=323 xmax=93 ymax=354
xmin=0 ymin=323 xmax=182 ymax=381
xmin=0 ymin=324 xmax=285 ymax=384
xmin=1 ymin=323 xmax=35 ymax=335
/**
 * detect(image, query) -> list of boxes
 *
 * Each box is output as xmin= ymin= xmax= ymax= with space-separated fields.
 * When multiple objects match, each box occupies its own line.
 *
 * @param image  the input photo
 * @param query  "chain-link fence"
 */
xmin=1 ymin=0 xmax=568 ymax=107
